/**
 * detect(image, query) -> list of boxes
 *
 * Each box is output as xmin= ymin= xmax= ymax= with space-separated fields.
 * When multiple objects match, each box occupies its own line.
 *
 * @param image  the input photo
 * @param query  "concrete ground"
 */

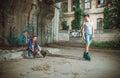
xmin=0 ymin=47 xmax=120 ymax=78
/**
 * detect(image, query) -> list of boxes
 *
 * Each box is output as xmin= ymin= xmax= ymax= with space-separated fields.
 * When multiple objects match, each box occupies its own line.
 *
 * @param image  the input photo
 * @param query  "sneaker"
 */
xmin=28 ymin=55 xmax=33 ymax=59
xmin=83 ymin=52 xmax=86 ymax=58
xmin=36 ymin=51 xmax=43 ymax=58
xmin=41 ymin=51 xmax=47 ymax=58
xmin=85 ymin=53 xmax=91 ymax=61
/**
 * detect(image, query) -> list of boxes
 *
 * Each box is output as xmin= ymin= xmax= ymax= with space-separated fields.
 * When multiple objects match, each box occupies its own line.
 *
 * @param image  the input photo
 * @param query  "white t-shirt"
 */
xmin=84 ymin=21 xmax=93 ymax=34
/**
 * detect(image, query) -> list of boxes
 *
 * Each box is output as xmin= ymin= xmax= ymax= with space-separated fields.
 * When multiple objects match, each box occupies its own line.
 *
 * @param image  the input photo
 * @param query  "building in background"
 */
xmin=83 ymin=0 xmax=105 ymax=30
xmin=60 ymin=0 xmax=105 ymax=30
xmin=60 ymin=0 xmax=75 ymax=30
xmin=0 ymin=0 xmax=62 ymax=46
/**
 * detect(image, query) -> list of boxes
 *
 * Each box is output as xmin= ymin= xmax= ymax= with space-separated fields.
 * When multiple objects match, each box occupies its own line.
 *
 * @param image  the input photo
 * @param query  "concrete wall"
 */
xmin=0 ymin=0 xmax=37 ymax=45
xmin=0 ymin=0 xmax=61 ymax=45
xmin=37 ymin=1 xmax=54 ymax=45
xmin=58 ymin=30 xmax=120 ymax=42
xmin=58 ymin=30 xmax=69 ymax=41
xmin=37 ymin=2 xmax=61 ymax=45
xmin=94 ymin=33 xmax=119 ymax=42
xmin=52 ymin=7 xmax=60 ymax=42
xmin=94 ymin=30 xmax=120 ymax=42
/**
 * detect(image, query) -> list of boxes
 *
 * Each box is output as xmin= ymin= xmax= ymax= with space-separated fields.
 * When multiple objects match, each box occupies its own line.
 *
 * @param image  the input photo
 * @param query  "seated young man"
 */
xmin=27 ymin=36 xmax=43 ymax=58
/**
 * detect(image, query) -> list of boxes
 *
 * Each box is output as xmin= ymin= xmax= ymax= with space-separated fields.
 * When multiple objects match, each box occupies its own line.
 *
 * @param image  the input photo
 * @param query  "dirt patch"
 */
xmin=48 ymin=54 xmax=84 ymax=60
xmin=47 ymin=42 xmax=85 ymax=48
xmin=72 ymin=72 xmax=79 ymax=78
xmin=0 ymin=48 xmax=120 ymax=78
xmin=0 ymin=71 xmax=8 ymax=75
xmin=31 ymin=63 xmax=50 ymax=71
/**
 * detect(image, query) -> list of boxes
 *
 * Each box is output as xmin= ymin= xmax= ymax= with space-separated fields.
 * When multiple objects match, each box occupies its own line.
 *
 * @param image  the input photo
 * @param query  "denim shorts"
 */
xmin=85 ymin=33 xmax=92 ymax=44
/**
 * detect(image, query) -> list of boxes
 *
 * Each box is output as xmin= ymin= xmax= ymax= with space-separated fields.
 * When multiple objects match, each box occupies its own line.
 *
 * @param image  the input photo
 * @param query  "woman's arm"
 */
xmin=92 ymin=22 xmax=95 ymax=38
xmin=38 ymin=45 xmax=41 ymax=51
xmin=81 ymin=22 xmax=85 ymax=40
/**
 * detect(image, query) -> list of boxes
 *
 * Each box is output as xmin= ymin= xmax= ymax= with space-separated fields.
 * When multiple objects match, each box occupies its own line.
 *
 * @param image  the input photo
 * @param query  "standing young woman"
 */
xmin=81 ymin=14 xmax=95 ymax=61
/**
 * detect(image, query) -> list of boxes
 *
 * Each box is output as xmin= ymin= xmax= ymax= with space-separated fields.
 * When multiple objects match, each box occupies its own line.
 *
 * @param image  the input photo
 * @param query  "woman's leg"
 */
xmin=85 ymin=34 xmax=92 ymax=52
xmin=85 ymin=44 xmax=90 ymax=52
xmin=84 ymin=34 xmax=92 ymax=60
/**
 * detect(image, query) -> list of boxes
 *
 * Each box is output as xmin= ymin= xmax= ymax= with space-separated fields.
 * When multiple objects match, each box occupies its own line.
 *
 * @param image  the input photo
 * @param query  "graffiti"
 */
xmin=70 ymin=30 xmax=82 ymax=38
xmin=7 ymin=25 xmax=33 ymax=46
xmin=10 ymin=25 xmax=16 ymax=35
xmin=7 ymin=25 xmax=17 ymax=45
xmin=22 ymin=25 xmax=33 ymax=36
xmin=7 ymin=35 xmax=18 ymax=46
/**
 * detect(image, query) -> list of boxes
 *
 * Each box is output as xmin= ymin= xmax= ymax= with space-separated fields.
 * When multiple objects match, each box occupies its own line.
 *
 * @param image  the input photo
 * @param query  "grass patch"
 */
xmin=91 ymin=39 xmax=120 ymax=50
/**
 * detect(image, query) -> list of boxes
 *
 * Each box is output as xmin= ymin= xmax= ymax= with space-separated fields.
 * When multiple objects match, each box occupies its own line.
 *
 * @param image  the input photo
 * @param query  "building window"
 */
xmin=97 ymin=0 xmax=105 ymax=7
xmin=85 ymin=0 xmax=91 ymax=9
xmin=62 ymin=2 xmax=68 ymax=12
xmin=72 ymin=0 xmax=82 ymax=11
xmin=97 ymin=18 xmax=103 ymax=30
xmin=72 ymin=0 xmax=76 ymax=11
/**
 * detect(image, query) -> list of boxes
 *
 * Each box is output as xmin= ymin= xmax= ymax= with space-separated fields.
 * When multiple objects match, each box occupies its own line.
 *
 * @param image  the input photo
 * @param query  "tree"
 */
xmin=61 ymin=21 xmax=69 ymax=30
xmin=103 ymin=0 xmax=120 ymax=29
xmin=71 ymin=0 xmax=83 ymax=30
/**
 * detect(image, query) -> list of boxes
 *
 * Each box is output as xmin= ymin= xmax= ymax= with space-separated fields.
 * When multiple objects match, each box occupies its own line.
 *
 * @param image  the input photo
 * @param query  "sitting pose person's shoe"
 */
xmin=36 ymin=51 xmax=43 ymax=58
xmin=41 ymin=50 xmax=47 ymax=58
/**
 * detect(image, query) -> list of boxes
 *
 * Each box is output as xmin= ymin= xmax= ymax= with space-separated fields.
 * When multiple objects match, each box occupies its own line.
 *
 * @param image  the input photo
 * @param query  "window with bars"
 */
xmin=72 ymin=0 xmax=76 ymax=11
xmin=85 ymin=0 xmax=91 ymax=9
xmin=97 ymin=18 xmax=103 ymax=30
xmin=62 ymin=2 xmax=68 ymax=12
xmin=97 ymin=0 xmax=105 ymax=7
xmin=72 ymin=0 xmax=82 ymax=11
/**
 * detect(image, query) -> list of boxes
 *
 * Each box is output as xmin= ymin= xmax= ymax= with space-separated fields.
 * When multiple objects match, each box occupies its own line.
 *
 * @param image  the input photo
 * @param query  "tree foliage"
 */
xmin=103 ymin=0 xmax=120 ymax=29
xmin=71 ymin=0 xmax=83 ymax=30
xmin=61 ymin=21 xmax=69 ymax=30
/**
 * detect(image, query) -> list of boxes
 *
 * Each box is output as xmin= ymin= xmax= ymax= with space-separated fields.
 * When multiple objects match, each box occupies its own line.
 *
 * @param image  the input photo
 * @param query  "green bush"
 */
xmin=7 ymin=35 xmax=26 ymax=46
xmin=71 ymin=0 xmax=83 ymax=30
xmin=61 ymin=21 xmax=69 ymax=30
xmin=103 ymin=0 xmax=120 ymax=29
xmin=91 ymin=39 xmax=120 ymax=49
